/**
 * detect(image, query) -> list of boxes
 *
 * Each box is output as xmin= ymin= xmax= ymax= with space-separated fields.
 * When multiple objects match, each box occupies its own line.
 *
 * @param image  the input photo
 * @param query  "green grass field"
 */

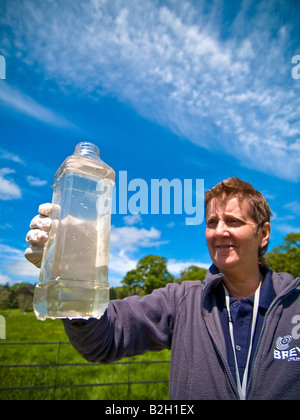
xmin=0 ymin=309 xmax=170 ymax=400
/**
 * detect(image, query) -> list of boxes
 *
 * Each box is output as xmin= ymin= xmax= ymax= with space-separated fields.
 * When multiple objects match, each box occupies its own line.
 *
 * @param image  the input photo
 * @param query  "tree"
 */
xmin=175 ymin=265 xmax=207 ymax=284
xmin=122 ymin=255 xmax=174 ymax=295
xmin=0 ymin=286 xmax=10 ymax=310
xmin=11 ymin=287 xmax=34 ymax=313
xmin=266 ymin=233 xmax=300 ymax=278
xmin=109 ymin=286 xmax=128 ymax=300
xmin=0 ymin=282 xmax=35 ymax=311
xmin=122 ymin=269 xmax=144 ymax=296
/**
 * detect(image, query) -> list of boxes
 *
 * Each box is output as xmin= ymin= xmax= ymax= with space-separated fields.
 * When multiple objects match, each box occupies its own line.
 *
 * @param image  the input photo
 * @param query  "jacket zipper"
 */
xmin=203 ymin=274 xmax=240 ymax=400
xmin=212 ymin=341 xmax=240 ymax=400
xmin=246 ymin=278 xmax=300 ymax=399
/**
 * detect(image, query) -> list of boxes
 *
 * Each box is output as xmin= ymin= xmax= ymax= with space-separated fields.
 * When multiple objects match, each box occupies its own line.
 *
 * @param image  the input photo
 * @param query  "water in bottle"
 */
xmin=33 ymin=142 xmax=115 ymax=320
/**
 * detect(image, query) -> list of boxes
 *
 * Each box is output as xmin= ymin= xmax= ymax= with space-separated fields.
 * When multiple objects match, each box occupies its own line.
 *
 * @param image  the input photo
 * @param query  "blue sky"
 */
xmin=0 ymin=0 xmax=299 ymax=287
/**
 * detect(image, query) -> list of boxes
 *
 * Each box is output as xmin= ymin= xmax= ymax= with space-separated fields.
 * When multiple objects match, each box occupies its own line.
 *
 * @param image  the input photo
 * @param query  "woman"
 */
xmin=25 ymin=177 xmax=300 ymax=400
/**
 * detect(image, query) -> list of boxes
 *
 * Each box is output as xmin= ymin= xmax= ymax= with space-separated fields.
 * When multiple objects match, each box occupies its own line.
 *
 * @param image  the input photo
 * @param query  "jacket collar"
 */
xmin=203 ymin=264 xmax=224 ymax=296
xmin=203 ymin=264 xmax=300 ymax=303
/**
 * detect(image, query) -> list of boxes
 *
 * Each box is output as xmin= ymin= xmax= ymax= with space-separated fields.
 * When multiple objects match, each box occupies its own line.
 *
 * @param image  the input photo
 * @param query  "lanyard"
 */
xmin=223 ymin=282 xmax=261 ymax=400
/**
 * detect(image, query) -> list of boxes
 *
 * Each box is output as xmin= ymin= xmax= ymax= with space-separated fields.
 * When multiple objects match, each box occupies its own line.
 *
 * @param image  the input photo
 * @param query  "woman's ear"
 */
xmin=260 ymin=222 xmax=271 ymax=249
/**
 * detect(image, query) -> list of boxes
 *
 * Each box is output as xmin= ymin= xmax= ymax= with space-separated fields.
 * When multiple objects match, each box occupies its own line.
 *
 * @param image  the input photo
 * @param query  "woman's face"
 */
xmin=205 ymin=196 xmax=270 ymax=275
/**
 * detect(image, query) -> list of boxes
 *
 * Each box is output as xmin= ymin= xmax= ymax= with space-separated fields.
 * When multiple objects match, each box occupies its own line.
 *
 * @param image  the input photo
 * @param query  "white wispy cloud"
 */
xmin=0 ymin=148 xmax=24 ymax=165
xmin=0 ymin=168 xmax=22 ymax=200
xmin=0 ymin=272 xmax=12 ymax=286
xmin=0 ymin=83 xmax=75 ymax=128
xmin=26 ymin=176 xmax=47 ymax=187
xmin=0 ymin=243 xmax=40 ymax=285
xmin=108 ymin=219 xmax=168 ymax=285
xmin=123 ymin=214 xmax=142 ymax=226
xmin=284 ymin=201 xmax=300 ymax=216
xmin=109 ymin=217 xmax=159 ymax=268
xmin=167 ymin=259 xmax=210 ymax=276
xmin=110 ymin=225 xmax=168 ymax=252
xmin=109 ymin=250 xmax=137 ymax=276
xmin=2 ymin=0 xmax=300 ymax=179
xmin=273 ymin=223 xmax=300 ymax=235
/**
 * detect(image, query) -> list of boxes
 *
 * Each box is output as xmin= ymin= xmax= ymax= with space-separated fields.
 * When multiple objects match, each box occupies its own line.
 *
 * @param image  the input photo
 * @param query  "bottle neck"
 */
xmin=73 ymin=142 xmax=100 ymax=161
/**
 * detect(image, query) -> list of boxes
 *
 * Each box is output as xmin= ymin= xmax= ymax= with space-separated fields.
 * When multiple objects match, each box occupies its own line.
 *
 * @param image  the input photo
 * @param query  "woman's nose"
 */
xmin=214 ymin=221 xmax=230 ymax=236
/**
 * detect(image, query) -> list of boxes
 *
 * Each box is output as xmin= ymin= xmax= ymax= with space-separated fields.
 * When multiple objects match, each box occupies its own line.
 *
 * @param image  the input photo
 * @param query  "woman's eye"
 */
xmin=227 ymin=219 xmax=241 ymax=226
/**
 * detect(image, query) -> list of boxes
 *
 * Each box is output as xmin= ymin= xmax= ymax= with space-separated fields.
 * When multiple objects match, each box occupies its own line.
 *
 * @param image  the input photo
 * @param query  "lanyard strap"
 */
xmin=223 ymin=282 xmax=261 ymax=400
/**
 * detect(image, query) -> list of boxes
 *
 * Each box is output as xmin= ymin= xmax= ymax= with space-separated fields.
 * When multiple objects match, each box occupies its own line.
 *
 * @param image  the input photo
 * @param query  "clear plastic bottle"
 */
xmin=33 ymin=142 xmax=115 ymax=320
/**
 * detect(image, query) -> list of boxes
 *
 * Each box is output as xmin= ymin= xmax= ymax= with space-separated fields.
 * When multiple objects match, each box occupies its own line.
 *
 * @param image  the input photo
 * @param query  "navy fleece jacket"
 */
xmin=63 ymin=266 xmax=300 ymax=400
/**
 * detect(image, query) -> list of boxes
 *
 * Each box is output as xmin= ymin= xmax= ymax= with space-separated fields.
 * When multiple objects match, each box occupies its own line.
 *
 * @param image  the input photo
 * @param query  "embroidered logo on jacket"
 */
xmin=276 ymin=336 xmax=293 ymax=351
xmin=273 ymin=335 xmax=300 ymax=362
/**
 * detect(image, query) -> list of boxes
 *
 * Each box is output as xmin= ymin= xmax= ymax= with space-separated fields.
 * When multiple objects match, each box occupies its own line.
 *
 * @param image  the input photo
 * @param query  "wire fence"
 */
xmin=0 ymin=341 xmax=170 ymax=399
